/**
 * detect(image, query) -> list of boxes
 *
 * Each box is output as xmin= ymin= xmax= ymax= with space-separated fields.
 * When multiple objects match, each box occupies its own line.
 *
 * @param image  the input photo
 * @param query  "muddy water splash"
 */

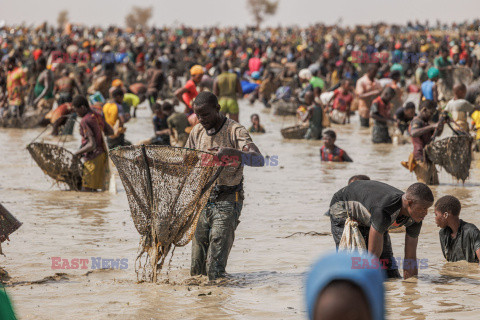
xmin=1 ymin=101 xmax=479 ymax=319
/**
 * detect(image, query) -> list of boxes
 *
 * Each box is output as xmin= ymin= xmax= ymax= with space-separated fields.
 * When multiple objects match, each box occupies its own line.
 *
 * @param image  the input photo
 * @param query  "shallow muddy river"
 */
xmin=1 ymin=99 xmax=479 ymax=319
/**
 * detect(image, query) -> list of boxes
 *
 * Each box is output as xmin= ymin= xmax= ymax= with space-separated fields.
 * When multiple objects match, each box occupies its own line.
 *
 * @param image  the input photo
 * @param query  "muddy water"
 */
xmin=1 ymin=100 xmax=480 ymax=320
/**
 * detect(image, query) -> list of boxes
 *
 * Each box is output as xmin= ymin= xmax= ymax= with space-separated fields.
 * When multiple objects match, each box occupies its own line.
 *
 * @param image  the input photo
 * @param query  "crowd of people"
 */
xmin=1 ymin=20 xmax=480 ymax=318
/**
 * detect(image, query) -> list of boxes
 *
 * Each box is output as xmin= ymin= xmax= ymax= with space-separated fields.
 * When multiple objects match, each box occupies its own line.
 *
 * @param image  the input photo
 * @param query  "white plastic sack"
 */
xmin=339 ymin=218 xmax=367 ymax=253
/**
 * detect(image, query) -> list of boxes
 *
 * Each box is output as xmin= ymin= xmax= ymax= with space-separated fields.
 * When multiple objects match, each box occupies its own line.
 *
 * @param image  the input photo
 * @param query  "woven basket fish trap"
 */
xmin=110 ymin=145 xmax=222 ymax=282
xmin=27 ymin=142 xmax=83 ymax=191
xmin=271 ymin=100 xmax=298 ymax=116
xmin=281 ymin=124 xmax=308 ymax=139
xmin=425 ymin=135 xmax=473 ymax=182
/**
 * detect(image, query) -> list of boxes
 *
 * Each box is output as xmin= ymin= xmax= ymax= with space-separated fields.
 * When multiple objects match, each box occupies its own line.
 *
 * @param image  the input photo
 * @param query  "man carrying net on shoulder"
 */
xmin=186 ymin=91 xmax=264 ymax=280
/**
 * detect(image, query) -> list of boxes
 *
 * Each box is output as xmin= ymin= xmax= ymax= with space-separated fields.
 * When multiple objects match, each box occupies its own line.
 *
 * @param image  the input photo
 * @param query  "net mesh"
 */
xmin=425 ymin=135 xmax=473 ymax=182
xmin=109 ymin=145 xmax=222 ymax=282
xmin=439 ymin=67 xmax=474 ymax=101
xmin=27 ymin=142 xmax=83 ymax=191
xmin=0 ymin=204 xmax=22 ymax=238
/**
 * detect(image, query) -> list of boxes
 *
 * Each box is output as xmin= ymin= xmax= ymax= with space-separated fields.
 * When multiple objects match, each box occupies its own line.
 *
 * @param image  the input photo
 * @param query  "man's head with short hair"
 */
xmin=390 ymin=70 xmax=401 ymax=81
xmin=72 ymin=95 xmax=90 ymax=117
xmin=193 ymin=91 xmax=222 ymax=131
xmin=381 ymin=86 xmax=396 ymax=102
xmin=348 ymin=175 xmax=371 ymax=185
xmin=419 ymin=99 xmax=437 ymax=121
xmin=434 ymin=195 xmax=461 ymax=228
xmin=453 ymin=83 xmax=467 ymax=99
xmin=366 ymin=64 xmax=378 ymax=79
xmin=111 ymin=87 xmax=124 ymax=103
xmin=161 ymin=101 xmax=174 ymax=116
xmin=323 ymin=130 xmax=337 ymax=149
xmin=404 ymin=183 xmax=434 ymax=223
xmin=404 ymin=102 xmax=416 ymax=118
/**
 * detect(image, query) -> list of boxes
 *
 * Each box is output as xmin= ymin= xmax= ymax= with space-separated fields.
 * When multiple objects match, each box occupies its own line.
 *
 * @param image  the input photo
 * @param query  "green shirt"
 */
xmin=310 ymin=76 xmax=325 ymax=90
xmin=434 ymin=56 xmax=452 ymax=79
xmin=216 ymin=72 xmax=238 ymax=99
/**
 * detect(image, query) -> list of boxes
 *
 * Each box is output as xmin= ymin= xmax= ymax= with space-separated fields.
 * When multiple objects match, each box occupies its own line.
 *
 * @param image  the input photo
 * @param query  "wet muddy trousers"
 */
xmin=330 ymin=215 xmax=401 ymax=278
xmin=191 ymin=200 xmax=243 ymax=280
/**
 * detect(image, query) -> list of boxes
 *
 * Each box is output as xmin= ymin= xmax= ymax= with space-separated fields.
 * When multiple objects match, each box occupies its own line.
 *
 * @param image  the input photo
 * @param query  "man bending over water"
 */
xmin=329 ymin=181 xmax=434 ymax=279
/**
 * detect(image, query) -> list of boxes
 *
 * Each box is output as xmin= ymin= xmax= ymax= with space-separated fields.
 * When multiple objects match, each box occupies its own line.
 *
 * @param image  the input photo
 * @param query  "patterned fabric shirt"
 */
xmin=7 ymin=67 xmax=27 ymax=106
xmin=186 ymin=118 xmax=253 ymax=186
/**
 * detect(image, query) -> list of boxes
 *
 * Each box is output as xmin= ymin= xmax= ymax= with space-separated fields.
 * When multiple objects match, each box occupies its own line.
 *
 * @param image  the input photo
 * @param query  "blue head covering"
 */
xmin=305 ymin=251 xmax=385 ymax=320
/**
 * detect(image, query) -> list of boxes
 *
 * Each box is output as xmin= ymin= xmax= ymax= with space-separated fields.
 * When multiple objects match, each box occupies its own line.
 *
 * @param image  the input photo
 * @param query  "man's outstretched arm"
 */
xmin=368 ymin=226 xmax=384 ymax=258
xmin=404 ymin=234 xmax=418 ymax=279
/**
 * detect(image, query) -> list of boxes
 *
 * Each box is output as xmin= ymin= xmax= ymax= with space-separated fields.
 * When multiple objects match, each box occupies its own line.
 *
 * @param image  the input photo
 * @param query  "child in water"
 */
xmin=434 ymin=195 xmax=480 ymax=263
xmin=248 ymin=113 xmax=266 ymax=133
xmin=320 ymin=130 xmax=353 ymax=162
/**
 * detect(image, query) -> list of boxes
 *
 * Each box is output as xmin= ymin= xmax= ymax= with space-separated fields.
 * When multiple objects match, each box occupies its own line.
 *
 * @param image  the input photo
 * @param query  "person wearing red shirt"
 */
xmin=329 ymin=79 xmax=354 ymax=124
xmin=175 ymin=65 xmax=203 ymax=114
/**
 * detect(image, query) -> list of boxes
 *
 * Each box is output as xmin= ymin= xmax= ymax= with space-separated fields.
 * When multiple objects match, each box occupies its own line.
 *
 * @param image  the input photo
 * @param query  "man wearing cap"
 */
xmin=175 ymin=65 xmax=203 ymax=114
xmin=186 ymin=91 xmax=264 ymax=280
xmin=420 ymin=67 xmax=439 ymax=107
xmin=305 ymin=251 xmax=385 ymax=320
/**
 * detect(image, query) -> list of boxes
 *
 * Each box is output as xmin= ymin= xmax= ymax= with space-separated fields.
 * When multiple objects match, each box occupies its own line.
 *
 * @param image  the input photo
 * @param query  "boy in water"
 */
xmin=320 ymin=130 xmax=353 ymax=162
xmin=248 ymin=113 xmax=266 ymax=133
xmin=370 ymin=87 xmax=396 ymax=143
xmin=444 ymin=83 xmax=475 ymax=132
xmin=394 ymin=102 xmax=416 ymax=135
xmin=434 ymin=195 xmax=480 ymax=263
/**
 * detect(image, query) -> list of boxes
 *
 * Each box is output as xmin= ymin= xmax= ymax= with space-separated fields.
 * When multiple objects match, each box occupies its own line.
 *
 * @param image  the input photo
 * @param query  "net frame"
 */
xmin=26 ymin=142 xmax=83 ymax=191
xmin=110 ymin=145 xmax=222 ymax=282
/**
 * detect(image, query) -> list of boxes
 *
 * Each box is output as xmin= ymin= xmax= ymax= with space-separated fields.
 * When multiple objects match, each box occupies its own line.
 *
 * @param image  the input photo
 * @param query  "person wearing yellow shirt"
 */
xmin=471 ymin=110 xmax=480 ymax=152
xmin=103 ymin=88 xmax=131 ymax=149
xmin=123 ymin=93 xmax=141 ymax=118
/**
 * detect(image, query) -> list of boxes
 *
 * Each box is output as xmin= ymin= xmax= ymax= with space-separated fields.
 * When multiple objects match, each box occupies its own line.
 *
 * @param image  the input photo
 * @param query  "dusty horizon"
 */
xmin=1 ymin=0 xmax=480 ymax=29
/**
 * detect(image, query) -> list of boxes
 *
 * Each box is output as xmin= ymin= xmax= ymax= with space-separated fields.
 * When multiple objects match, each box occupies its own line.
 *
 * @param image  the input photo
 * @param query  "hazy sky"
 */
xmin=1 ymin=0 xmax=480 ymax=28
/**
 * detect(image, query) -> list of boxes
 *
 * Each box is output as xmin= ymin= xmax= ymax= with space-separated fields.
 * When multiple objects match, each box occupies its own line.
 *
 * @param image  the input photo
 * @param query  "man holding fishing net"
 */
xmin=329 ymin=180 xmax=434 ymax=279
xmin=401 ymin=100 xmax=445 ymax=185
xmin=186 ymin=91 xmax=264 ymax=280
xmin=72 ymin=95 xmax=112 ymax=191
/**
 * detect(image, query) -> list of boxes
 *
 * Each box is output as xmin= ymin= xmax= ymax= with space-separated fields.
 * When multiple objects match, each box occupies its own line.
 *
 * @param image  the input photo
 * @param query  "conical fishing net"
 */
xmin=0 ymin=204 xmax=22 ymax=238
xmin=0 ymin=204 xmax=22 ymax=255
xmin=425 ymin=135 xmax=473 ymax=182
xmin=27 ymin=142 xmax=83 ymax=191
xmin=109 ymin=145 xmax=222 ymax=282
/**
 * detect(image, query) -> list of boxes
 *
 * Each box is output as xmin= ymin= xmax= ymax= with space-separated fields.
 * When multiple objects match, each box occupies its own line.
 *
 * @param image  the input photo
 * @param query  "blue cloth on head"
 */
xmin=305 ymin=251 xmax=385 ymax=320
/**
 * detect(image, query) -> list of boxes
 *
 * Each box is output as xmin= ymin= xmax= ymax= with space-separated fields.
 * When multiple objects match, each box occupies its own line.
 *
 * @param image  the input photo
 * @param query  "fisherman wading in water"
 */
xmin=186 ymin=91 xmax=264 ymax=280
